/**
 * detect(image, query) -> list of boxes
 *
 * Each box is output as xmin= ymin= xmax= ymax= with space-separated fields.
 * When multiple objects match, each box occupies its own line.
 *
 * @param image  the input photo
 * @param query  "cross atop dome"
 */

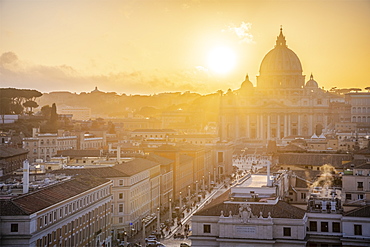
xmin=276 ymin=26 xmax=287 ymax=47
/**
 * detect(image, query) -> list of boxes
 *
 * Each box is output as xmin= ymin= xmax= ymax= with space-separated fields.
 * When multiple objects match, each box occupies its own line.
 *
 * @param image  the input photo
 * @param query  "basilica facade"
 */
xmin=219 ymin=28 xmax=340 ymax=142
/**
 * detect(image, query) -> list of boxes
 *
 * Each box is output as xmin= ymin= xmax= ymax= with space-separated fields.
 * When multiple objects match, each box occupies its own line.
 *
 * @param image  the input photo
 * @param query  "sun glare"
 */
xmin=207 ymin=46 xmax=236 ymax=74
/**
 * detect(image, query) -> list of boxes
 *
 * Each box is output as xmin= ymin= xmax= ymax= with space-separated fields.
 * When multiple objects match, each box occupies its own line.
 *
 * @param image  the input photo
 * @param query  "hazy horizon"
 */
xmin=1 ymin=0 xmax=369 ymax=95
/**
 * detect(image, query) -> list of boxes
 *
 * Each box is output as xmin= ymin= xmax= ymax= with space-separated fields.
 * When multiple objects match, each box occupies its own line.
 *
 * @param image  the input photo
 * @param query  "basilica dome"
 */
xmin=259 ymin=28 xmax=302 ymax=74
xmin=305 ymin=74 xmax=318 ymax=88
xmin=257 ymin=28 xmax=305 ymax=89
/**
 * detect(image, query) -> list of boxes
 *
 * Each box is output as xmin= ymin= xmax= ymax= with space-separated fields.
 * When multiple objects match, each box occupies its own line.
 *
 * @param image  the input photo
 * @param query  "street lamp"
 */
xmin=179 ymin=192 xmax=182 ymax=209
xmin=142 ymin=219 xmax=145 ymax=245
xmin=123 ymin=231 xmax=128 ymax=247
xmin=169 ymin=198 xmax=172 ymax=222
xmin=208 ymin=172 xmax=211 ymax=191
xmin=196 ymin=180 xmax=199 ymax=195
xmin=157 ymin=207 xmax=160 ymax=236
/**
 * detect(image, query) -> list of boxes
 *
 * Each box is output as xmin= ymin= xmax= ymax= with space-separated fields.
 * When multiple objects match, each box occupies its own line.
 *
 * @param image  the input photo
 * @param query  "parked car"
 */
xmin=145 ymin=235 xmax=157 ymax=242
xmin=180 ymin=243 xmax=190 ymax=247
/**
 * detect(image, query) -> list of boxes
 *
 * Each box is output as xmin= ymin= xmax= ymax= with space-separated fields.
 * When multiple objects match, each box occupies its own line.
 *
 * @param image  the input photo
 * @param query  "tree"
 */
xmin=0 ymin=88 xmax=42 ymax=114
xmin=349 ymin=88 xmax=362 ymax=93
xmin=41 ymin=105 xmax=52 ymax=118
xmin=23 ymin=100 xmax=39 ymax=115
xmin=50 ymin=103 xmax=58 ymax=125
xmin=365 ymin=87 xmax=370 ymax=92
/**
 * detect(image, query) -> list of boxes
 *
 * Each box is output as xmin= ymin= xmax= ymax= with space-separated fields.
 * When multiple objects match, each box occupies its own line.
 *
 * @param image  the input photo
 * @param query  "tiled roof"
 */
xmin=0 ymin=146 xmax=28 ymax=158
xmin=53 ymin=167 xmax=129 ymax=177
xmin=0 ymin=176 xmax=110 ymax=216
xmin=291 ymin=170 xmax=321 ymax=183
xmin=279 ymin=144 xmax=306 ymax=152
xmin=53 ymin=158 xmax=159 ymax=177
xmin=344 ymin=205 xmax=370 ymax=217
xmin=195 ymin=199 xmax=305 ymax=219
xmin=132 ymin=129 xmax=176 ymax=133
xmin=114 ymin=158 xmax=159 ymax=176
xmin=179 ymin=154 xmax=194 ymax=163
xmin=355 ymin=148 xmax=370 ymax=154
xmin=295 ymin=176 xmax=310 ymax=188
xmin=0 ymin=199 xmax=28 ymax=216
xmin=146 ymin=153 xmax=174 ymax=166
xmin=57 ymin=149 xmax=102 ymax=158
xmin=342 ymin=159 xmax=367 ymax=169
xmin=354 ymin=162 xmax=370 ymax=169
xmin=278 ymin=153 xmax=352 ymax=168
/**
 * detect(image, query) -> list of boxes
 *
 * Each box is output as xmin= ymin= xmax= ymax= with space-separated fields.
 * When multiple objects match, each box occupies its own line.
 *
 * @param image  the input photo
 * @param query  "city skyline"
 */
xmin=1 ymin=0 xmax=369 ymax=95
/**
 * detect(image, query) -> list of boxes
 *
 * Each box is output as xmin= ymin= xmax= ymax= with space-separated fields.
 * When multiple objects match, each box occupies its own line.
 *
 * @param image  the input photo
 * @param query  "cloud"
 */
xmin=223 ymin=22 xmax=255 ymax=44
xmin=0 ymin=52 xmax=231 ymax=95
xmin=0 ymin=52 xmax=18 ymax=64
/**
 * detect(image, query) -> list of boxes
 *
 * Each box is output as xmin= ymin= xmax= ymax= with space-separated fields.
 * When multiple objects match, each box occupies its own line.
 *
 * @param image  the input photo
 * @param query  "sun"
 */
xmin=207 ymin=46 xmax=236 ymax=74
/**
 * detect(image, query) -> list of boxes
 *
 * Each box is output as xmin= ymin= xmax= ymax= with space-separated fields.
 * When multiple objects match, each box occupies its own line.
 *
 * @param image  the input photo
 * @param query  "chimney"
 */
xmin=117 ymin=146 xmax=121 ymax=163
xmin=267 ymin=162 xmax=272 ymax=186
xmin=322 ymin=200 xmax=327 ymax=212
xmin=331 ymin=201 xmax=336 ymax=212
xmin=23 ymin=160 xmax=29 ymax=194
xmin=32 ymin=128 xmax=39 ymax=137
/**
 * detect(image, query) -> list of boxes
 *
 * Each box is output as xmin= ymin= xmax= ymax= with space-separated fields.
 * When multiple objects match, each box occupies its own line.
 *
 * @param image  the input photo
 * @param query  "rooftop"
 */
xmin=0 ymin=175 xmax=110 ymax=216
xmin=195 ymin=199 xmax=305 ymax=219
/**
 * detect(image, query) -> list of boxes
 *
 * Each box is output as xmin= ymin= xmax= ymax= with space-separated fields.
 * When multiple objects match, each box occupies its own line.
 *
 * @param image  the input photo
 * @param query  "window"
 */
xmin=11 ymin=224 xmax=18 ymax=232
xmin=309 ymin=221 xmax=317 ymax=231
xmin=301 ymin=193 xmax=306 ymax=200
xmin=119 ymin=217 xmax=123 ymax=224
xmin=203 ymin=224 xmax=211 ymax=233
xmin=119 ymin=180 xmax=123 ymax=186
xmin=218 ymin=152 xmax=224 ymax=163
xmin=357 ymin=182 xmax=363 ymax=189
xmin=332 ymin=222 xmax=340 ymax=233
xmin=321 ymin=222 xmax=329 ymax=232
xmin=119 ymin=204 xmax=123 ymax=213
xmin=283 ymin=227 xmax=291 ymax=236
xmin=354 ymin=224 xmax=362 ymax=235
xmin=346 ymin=194 xmax=352 ymax=200
xmin=119 ymin=193 xmax=123 ymax=199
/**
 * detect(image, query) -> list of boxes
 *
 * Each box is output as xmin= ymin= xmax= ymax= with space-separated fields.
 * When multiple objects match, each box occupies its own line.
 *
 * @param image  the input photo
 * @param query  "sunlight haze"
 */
xmin=1 ymin=0 xmax=369 ymax=94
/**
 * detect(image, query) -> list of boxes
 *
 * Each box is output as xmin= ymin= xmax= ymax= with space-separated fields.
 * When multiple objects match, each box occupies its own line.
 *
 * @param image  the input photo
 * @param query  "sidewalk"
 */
xmin=124 ymin=181 xmax=227 ymax=246
xmin=163 ymin=182 xmax=226 ymax=240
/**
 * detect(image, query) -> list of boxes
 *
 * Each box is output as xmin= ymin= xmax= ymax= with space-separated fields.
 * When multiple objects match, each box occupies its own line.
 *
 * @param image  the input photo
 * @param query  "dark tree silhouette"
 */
xmin=23 ymin=100 xmax=39 ymax=115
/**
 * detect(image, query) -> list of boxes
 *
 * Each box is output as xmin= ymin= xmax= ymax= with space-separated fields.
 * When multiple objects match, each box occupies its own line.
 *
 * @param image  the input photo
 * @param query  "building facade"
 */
xmin=0 ymin=176 xmax=112 ymax=247
xmin=218 ymin=28 xmax=366 ymax=143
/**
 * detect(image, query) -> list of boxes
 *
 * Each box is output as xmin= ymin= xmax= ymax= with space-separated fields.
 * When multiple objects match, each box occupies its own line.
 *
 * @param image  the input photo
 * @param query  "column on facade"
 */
xmin=260 ymin=114 xmax=264 ymax=140
xmin=309 ymin=114 xmax=313 ymax=135
xmin=267 ymin=115 xmax=271 ymax=140
xmin=257 ymin=114 xmax=260 ymax=139
xmin=246 ymin=115 xmax=250 ymax=138
xmin=298 ymin=114 xmax=301 ymax=136
xmin=277 ymin=114 xmax=281 ymax=139
xmin=235 ymin=115 xmax=239 ymax=139
xmin=284 ymin=114 xmax=288 ymax=138
xmin=324 ymin=112 xmax=328 ymax=132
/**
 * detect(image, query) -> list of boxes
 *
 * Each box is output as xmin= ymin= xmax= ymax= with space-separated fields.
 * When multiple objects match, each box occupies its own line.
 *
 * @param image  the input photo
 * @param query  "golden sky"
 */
xmin=1 ymin=0 xmax=369 ymax=95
